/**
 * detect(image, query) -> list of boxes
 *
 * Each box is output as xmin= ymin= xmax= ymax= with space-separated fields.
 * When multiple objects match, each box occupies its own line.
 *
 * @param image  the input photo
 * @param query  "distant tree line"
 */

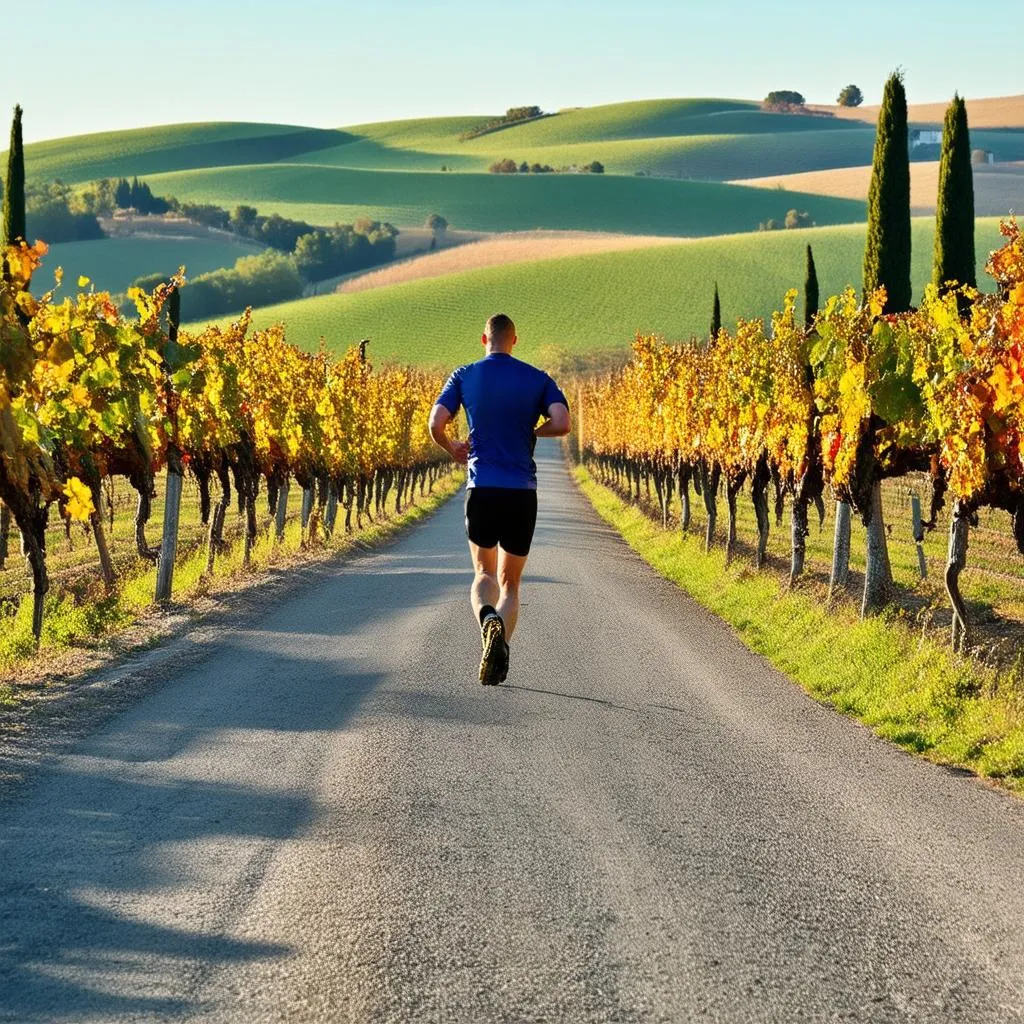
xmin=460 ymin=106 xmax=548 ymax=141
xmin=132 ymin=250 xmax=305 ymax=321
xmin=489 ymin=158 xmax=604 ymax=174
xmin=120 ymin=185 xmax=399 ymax=319
xmin=0 ymin=178 xmax=105 ymax=243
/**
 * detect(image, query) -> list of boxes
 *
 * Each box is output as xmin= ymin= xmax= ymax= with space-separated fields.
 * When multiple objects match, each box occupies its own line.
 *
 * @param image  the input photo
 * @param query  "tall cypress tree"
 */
xmin=933 ymin=93 xmax=975 ymax=292
xmin=804 ymin=244 xmax=819 ymax=328
xmin=863 ymin=72 xmax=912 ymax=313
xmin=2 ymin=105 xmax=26 ymax=245
xmin=710 ymin=282 xmax=721 ymax=338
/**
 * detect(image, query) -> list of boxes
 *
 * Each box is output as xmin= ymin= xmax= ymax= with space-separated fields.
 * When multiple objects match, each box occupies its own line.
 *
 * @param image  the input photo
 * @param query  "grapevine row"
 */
xmin=579 ymin=220 xmax=1024 ymax=648
xmin=0 ymin=243 xmax=455 ymax=639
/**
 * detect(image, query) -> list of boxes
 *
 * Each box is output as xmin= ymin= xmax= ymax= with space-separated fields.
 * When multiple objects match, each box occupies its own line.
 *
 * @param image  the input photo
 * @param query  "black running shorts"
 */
xmin=465 ymin=487 xmax=538 ymax=557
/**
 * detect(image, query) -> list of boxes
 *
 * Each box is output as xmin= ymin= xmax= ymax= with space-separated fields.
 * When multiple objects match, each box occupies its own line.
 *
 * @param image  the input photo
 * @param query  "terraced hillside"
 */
xmin=203 ymin=218 xmax=1007 ymax=369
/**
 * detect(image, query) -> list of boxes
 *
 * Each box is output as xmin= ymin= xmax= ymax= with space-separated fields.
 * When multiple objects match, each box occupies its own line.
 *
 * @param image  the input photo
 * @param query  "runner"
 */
xmin=428 ymin=313 xmax=571 ymax=684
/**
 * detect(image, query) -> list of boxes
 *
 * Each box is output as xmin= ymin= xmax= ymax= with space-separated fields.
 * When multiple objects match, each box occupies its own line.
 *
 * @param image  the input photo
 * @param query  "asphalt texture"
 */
xmin=2 ymin=442 xmax=1024 ymax=1023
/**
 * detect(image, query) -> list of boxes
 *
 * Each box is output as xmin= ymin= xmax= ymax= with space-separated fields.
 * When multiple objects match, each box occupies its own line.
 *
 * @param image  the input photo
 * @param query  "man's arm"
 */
xmin=428 ymin=403 xmax=469 ymax=463
xmin=534 ymin=402 xmax=571 ymax=438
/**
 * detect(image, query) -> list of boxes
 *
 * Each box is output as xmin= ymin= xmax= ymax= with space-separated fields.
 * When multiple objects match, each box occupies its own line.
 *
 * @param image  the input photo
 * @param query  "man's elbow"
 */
xmin=552 ymin=407 xmax=572 ymax=436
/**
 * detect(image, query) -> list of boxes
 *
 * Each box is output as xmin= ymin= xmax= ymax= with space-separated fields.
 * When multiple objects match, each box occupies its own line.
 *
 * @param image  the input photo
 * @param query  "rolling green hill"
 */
xmin=20 ymin=122 xmax=345 ymax=182
xmin=201 ymin=218 xmax=1006 ymax=369
xmin=143 ymin=164 xmax=866 ymax=236
xmin=17 ymin=101 xmax=1024 ymax=190
xmin=38 ymin=235 xmax=261 ymax=296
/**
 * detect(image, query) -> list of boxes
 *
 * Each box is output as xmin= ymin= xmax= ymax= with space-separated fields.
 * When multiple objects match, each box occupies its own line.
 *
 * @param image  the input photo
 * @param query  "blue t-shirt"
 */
xmin=437 ymin=353 xmax=568 ymax=489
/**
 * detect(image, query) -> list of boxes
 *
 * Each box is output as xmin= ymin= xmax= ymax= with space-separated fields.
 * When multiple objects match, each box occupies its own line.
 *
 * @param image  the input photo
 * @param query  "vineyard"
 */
xmin=0 ymin=240 xmax=454 ymax=647
xmin=579 ymin=220 xmax=1024 ymax=651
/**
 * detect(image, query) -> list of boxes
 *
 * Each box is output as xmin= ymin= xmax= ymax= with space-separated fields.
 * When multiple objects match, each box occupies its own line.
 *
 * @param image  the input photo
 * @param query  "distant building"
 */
xmin=911 ymin=129 xmax=942 ymax=147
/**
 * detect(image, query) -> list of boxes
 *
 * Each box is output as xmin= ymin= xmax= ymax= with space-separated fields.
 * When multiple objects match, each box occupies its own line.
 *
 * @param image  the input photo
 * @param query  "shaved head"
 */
xmin=485 ymin=313 xmax=516 ymax=343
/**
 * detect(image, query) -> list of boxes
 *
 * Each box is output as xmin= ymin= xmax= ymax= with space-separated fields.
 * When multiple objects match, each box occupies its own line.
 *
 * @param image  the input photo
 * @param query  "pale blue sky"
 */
xmin=8 ymin=0 xmax=1023 ymax=142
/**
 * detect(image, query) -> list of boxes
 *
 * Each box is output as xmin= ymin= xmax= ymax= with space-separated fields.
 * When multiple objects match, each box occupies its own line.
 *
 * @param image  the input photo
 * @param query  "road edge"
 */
xmin=0 ymin=472 xmax=464 ymax=797
xmin=572 ymin=464 xmax=1024 ymax=798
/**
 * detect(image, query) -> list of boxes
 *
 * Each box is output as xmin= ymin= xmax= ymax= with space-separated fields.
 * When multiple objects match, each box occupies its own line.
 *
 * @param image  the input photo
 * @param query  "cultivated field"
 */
xmin=202 ymin=218 xmax=1007 ymax=369
xmin=810 ymin=93 xmax=1024 ymax=129
xmin=338 ymin=231 xmax=689 ymax=294
xmin=733 ymin=161 xmax=1024 ymax=216
xmin=141 ymin=164 xmax=866 ymax=237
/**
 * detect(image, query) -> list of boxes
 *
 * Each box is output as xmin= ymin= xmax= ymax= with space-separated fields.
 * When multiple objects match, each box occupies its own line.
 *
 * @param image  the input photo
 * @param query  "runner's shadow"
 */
xmin=502 ymin=684 xmax=634 ymax=712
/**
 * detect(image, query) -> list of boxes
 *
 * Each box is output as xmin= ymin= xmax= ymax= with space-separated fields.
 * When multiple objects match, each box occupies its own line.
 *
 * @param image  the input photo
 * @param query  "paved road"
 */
xmin=3 ymin=443 xmax=1024 ymax=1023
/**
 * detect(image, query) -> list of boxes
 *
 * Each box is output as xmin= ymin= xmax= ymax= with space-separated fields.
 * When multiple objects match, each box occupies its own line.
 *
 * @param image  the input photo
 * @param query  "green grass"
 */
xmin=143 ymin=163 xmax=865 ymax=235
xmin=576 ymin=467 xmax=1024 ymax=789
xmin=201 ymin=218 xmax=1007 ymax=368
xmin=334 ymin=100 xmax=877 ymax=178
xmin=18 ymin=103 xmax=1024 ymax=190
xmin=298 ymin=128 xmax=880 ymax=179
xmin=38 ymin=235 xmax=260 ymax=296
xmin=19 ymin=121 xmax=345 ymax=183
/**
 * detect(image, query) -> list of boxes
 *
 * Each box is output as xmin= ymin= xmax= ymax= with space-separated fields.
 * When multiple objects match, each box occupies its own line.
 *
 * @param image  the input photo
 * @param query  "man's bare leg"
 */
xmin=469 ymin=542 xmax=500 ymax=623
xmin=495 ymin=549 xmax=528 ymax=640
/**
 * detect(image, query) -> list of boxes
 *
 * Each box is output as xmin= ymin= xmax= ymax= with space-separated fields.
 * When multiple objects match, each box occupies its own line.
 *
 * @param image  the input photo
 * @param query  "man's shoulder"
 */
xmin=507 ymin=356 xmax=557 ymax=383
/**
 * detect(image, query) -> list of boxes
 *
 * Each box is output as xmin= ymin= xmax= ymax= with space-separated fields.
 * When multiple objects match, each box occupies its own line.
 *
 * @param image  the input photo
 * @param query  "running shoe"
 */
xmin=479 ymin=613 xmax=506 ymax=685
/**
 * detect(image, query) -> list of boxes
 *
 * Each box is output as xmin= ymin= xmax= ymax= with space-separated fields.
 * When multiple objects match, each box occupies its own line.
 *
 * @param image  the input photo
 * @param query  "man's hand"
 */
xmin=429 ymin=403 xmax=469 ymax=463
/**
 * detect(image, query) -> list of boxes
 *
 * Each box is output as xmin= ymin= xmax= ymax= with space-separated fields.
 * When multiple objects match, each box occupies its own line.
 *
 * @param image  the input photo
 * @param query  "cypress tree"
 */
xmin=804 ymin=244 xmax=819 ymax=328
xmin=933 ymin=93 xmax=975 ymax=292
xmin=2 ymin=105 xmax=26 ymax=245
xmin=863 ymin=71 xmax=912 ymax=313
xmin=710 ymin=282 xmax=721 ymax=338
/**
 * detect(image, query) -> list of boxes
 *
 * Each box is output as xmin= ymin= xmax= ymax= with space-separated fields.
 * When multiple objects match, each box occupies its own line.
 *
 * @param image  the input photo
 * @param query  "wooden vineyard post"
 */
xmin=576 ymin=385 xmax=584 ymax=463
xmin=300 ymin=485 xmax=314 ymax=529
xmin=910 ymin=492 xmax=927 ymax=579
xmin=0 ymin=504 xmax=9 ymax=569
xmin=156 ymin=287 xmax=183 ymax=603
xmin=300 ymin=484 xmax=314 ymax=546
xmin=275 ymin=476 xmax=290 ymax=540
xmin=325 ymin=484 xmax=339 ymax=535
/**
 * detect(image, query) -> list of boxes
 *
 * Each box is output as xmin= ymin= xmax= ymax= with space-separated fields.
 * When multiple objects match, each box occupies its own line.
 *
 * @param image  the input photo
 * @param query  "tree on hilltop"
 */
xmin=837 ymin=85 xmax=864 ymax=108
xmin=764 ymin=90 xmax=805 ymax=110
xmin=933 ymin=93 xmax=975 ymax=293
xmin=863 ymin=70 xmax=911 ymax=314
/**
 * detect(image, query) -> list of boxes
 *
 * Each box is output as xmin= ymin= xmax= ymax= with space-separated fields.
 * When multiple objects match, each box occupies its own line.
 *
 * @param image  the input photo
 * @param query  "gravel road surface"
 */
xmin=2 ymin=443 xmax=1023 ymax=1022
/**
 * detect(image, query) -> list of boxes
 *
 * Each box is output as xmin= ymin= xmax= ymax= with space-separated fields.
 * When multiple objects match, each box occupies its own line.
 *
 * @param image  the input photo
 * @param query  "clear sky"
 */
xmin=7 ymin=0 xmax=1023 ymax=143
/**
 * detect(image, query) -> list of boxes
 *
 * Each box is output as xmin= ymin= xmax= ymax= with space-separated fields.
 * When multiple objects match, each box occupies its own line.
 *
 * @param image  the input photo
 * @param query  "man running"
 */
xmin=428 ymin=313 xmax=571 ymax=685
